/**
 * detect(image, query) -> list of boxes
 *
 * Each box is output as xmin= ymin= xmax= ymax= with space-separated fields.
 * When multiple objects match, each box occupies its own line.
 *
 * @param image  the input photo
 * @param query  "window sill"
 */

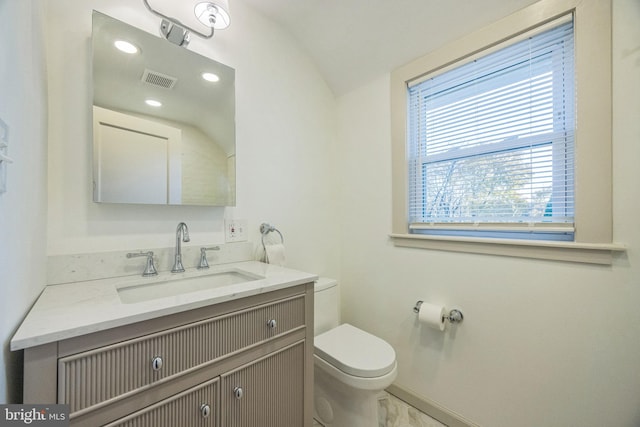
xmin=389 ymin=233 xmax=626 ymax=265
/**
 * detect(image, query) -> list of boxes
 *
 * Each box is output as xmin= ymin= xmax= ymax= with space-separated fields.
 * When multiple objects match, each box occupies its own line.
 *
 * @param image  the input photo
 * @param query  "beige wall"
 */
xmin=336 ymin=1 xmax=640 ymax=426
xmin=0 ymin=1 xmax=49 ymax=403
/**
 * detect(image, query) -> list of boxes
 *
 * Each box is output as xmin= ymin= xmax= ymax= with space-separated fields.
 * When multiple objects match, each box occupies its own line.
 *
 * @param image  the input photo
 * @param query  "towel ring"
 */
xmin=260 ymin=223 xmax=284 ymax=250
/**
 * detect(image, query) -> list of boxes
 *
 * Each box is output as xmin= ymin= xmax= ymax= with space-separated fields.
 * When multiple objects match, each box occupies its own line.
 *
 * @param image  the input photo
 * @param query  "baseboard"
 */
xmin=386 ymin=384 xmax=480 ymax=427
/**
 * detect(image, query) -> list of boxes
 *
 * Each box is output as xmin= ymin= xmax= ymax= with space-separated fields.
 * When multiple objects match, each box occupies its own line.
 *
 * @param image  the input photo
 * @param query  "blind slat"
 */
xmin=407 ymin=15 xmax=575 ymax=232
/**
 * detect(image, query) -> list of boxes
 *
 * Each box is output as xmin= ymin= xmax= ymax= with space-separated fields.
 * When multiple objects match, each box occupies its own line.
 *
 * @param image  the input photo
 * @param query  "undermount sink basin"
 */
xmin=117 ymin=269 xmax=263 ymax=304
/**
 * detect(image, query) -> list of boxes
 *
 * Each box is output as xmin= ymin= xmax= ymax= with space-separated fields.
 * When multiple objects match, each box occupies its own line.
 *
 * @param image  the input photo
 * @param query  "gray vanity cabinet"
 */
xmin=22 ymin=283 xmax=314 ymax=427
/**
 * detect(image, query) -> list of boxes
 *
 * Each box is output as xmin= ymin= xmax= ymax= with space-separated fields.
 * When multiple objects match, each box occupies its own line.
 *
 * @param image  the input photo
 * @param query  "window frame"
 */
xmin=407 ymin=16 xmax=575 ymax=238
xmin=390 ymin=0 xmax=624 ymax=264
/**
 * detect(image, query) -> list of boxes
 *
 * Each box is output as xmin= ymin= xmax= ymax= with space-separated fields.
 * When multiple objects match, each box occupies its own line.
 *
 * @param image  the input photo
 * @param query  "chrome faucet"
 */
xmin=171 ymin=222 xmax=190 ymax=273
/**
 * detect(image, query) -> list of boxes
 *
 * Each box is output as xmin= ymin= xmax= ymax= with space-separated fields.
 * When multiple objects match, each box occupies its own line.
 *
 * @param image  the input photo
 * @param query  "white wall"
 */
xmin=45 ymin=0 xmax=340 ymax=277
xmin=180 ymin=123 xmax=230 ymax=206
xmin=0 ymin=0 xmax=49 ymax=403
xmin=336 ymin=1 xmax=640 ymax=426
xmin=7 ymin=1 xmax=637 ymax=423
xmin=1 ymin=0 xmax=339 ymax=403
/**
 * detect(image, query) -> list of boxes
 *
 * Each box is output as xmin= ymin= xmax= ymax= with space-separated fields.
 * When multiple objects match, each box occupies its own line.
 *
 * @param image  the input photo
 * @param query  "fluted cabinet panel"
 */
xmin=106 ymin=378 xmax=220 ymax=427
xmin=221 ymin=342 xmax=305 ymax=427
xmin=59 ymin=296 xmax=305 ymax=414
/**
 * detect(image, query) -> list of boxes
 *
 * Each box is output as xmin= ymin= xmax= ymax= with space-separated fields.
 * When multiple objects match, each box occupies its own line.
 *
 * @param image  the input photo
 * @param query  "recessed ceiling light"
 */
xmin=202 ymin=72 xmax=220 ymax=82
xmin=145 ymin=99 xmax=162 ymax=107
xmin=114 ymin=40 xmax=138 ymax=54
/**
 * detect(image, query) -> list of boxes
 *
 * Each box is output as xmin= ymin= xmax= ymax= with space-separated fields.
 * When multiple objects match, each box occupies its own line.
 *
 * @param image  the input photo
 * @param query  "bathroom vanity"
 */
xmin=12 ymin=261 xmax=316 ymax=427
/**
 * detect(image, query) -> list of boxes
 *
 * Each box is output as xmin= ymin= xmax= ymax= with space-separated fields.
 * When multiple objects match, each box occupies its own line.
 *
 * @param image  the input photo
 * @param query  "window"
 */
xmin=390 ymin=0 xmax=623 ymax=264
xmin=408 ymin=17 xmax=574 ymax=241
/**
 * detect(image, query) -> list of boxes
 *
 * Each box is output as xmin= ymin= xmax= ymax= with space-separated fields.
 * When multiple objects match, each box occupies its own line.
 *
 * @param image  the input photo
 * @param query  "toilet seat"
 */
xmin=314 ymin=323 xmax=396 ymax=378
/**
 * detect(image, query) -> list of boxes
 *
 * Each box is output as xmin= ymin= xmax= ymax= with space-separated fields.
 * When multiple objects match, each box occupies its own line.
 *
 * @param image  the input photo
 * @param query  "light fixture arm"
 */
xmin=142 ymin=0 xmax=215 ymax=40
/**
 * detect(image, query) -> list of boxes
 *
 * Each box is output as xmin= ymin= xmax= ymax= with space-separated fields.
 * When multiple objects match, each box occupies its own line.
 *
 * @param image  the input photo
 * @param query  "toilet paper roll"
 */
xmin=418 ymin=302 xmax=446 ymax=331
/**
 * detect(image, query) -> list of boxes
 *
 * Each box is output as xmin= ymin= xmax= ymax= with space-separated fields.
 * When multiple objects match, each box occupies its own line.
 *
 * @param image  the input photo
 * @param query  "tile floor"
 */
xmin=379 ymin=392 xmax=447 ymax=427
xmin=312 ymin=392 xmax=446 ymax=427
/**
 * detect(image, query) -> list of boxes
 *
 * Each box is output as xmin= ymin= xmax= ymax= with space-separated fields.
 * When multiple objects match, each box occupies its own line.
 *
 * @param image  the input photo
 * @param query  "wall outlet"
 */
xmin=225 ymin=219 xmax=248 ymax=242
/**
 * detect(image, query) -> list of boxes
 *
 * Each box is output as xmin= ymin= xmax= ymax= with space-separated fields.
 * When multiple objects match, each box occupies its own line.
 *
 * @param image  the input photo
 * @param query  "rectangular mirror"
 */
xmin=92 ymin=11 xmax=235 ymax=206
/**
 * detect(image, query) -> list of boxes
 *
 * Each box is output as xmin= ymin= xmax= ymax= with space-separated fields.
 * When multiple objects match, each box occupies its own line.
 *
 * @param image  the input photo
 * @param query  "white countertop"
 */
xmin=11 ymin=261 xmax=317 ymax=351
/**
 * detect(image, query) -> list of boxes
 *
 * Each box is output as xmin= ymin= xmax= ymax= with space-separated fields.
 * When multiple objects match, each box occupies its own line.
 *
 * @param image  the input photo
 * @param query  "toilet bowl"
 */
xmin=313 ymin=278 xmax=397 ymax=426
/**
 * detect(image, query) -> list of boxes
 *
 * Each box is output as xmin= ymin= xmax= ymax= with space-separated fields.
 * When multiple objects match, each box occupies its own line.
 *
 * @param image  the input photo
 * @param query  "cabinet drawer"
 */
xmin=59 ymin=295 xmax=305 ymax=415
xmin=106 ymin=377 xmax=219 ymax=427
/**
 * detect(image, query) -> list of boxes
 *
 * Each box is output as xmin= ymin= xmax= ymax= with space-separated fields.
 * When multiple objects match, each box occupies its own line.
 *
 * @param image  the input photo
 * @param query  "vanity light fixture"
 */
xmin=201 ymin=72 xmax=220 ymax=82
xmin=142 ymin=0 xmax=230 ymax=48
xmin=145 ymin=99 xmax=162 ymax=107
xmin=114 ymin=40 xmax=138 ymax=54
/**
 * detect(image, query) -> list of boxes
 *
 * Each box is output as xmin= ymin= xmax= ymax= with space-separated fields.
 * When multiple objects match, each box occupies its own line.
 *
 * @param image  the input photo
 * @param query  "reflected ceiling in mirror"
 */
xmin=92 ymin=11 xmax=235 ymax=206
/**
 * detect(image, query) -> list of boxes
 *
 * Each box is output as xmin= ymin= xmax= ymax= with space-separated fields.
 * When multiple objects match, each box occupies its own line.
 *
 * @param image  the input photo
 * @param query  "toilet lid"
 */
xmin=314 ymin=323 xmax=396 ymax=378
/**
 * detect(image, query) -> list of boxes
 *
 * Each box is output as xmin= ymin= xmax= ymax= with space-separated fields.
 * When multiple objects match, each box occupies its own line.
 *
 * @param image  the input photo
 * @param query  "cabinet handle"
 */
xmin=151 ymin=356 xmax=163 ymax=371
xmin=234 ymin=386 xmax=244 ymax=399
xmin=267 ymin=319 xmax=277 ymax=329
xmin=200 ymin=403 xmax=211 ymax=418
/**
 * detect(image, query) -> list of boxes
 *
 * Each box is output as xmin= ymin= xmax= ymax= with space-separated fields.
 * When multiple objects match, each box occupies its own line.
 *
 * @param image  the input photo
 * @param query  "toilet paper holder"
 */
xmin=413 ymin=301 xmax=464 ymax=324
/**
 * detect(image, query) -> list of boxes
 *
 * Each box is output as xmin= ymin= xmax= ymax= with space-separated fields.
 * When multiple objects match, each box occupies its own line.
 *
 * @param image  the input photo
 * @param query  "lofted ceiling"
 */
xmin=238 ymin=0 xmax=540 ymax=95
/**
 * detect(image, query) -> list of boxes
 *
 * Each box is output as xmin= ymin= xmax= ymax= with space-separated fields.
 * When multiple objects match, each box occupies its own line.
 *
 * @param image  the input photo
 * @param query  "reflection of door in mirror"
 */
xmin=93 ymin=106 xmax=182 ymax=204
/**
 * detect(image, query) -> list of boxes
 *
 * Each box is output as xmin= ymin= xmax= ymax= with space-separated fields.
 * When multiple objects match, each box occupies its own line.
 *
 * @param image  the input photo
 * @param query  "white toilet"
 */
xmin=313 ymin=278 xmax=397 ymax=426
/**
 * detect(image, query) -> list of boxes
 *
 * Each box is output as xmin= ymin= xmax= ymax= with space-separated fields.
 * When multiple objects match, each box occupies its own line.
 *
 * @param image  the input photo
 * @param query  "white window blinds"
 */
xmin=407 ymin=16 xmax=575 ymax=239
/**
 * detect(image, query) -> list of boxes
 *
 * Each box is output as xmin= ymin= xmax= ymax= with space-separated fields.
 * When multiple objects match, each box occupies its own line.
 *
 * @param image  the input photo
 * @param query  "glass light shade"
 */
xmin=194 ymin=1 xmax=230 ymax=30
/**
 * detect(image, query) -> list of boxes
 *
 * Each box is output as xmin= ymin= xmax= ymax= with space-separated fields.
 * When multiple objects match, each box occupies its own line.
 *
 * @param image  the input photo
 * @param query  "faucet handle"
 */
xmin=127 ymin=251 xmax=158 ymax=277
xmin=198 ymin=246 xmax=221 ymax=269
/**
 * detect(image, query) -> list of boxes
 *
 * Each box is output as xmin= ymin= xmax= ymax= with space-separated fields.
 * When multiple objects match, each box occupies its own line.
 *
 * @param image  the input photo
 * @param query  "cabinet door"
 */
xmin=221 ymin=341 xmax=305 ymax=427
xmin=105 ymin=378 xmax=219 ymax=427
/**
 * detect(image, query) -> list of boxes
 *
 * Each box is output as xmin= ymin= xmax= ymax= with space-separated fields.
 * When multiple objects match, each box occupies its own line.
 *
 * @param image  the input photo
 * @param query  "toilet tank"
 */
xmin=314 ymin=278 xmax=340 ymax=336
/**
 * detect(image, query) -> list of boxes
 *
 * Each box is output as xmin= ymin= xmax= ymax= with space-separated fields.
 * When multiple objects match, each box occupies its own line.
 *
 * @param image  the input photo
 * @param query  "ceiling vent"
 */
xmin=141 ymin=69 xmax=178 ymax=89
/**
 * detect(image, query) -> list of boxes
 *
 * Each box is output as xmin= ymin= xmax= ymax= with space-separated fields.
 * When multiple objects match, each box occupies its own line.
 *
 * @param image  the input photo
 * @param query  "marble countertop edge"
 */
xmin=11 ymin=261 xmax=317 ymax=351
